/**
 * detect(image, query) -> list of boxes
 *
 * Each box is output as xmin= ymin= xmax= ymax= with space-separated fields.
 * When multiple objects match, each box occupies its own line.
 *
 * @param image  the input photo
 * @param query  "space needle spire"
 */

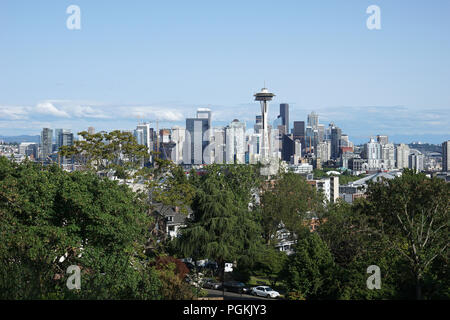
xmin=254 ymin=86 xmax=275 ymax=162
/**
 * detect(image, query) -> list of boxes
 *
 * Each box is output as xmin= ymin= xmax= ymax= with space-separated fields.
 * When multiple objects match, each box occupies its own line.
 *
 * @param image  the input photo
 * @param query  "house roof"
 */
xmin=350 ymin=172 xmax=396 ymax=186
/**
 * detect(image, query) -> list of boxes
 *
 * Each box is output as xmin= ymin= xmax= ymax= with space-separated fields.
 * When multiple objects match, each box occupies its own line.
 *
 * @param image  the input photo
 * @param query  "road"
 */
xmin=204 ymin=289 xmax=277 ymax=300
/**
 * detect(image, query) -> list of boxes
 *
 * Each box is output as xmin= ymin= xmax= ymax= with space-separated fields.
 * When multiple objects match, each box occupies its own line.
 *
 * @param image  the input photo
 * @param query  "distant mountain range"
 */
xmin=0 ymin=135 xmax=40 ymax=144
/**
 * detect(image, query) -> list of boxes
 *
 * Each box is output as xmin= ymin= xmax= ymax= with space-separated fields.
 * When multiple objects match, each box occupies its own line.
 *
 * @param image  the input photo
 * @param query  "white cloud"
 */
xmin=35 ymin=102 xmax=70 ymax=118
xmin=128 ymin=106 xmax=184 ymax=121
xmin=0 ymin=106 xmax=29 ymax=120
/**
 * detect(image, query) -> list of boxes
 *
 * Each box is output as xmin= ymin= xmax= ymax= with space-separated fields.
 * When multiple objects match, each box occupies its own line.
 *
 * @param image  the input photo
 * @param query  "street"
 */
xmin=204 ymin=289 xmax=277 ymax=300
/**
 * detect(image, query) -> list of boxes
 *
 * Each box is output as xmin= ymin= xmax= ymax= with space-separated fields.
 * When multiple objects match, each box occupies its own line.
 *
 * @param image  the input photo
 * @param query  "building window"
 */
xmin=167 ymin=216 xmax=174 ymax=222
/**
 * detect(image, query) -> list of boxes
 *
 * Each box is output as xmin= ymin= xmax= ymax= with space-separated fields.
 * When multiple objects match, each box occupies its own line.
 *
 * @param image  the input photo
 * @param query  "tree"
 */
xmin=0 ymin=157 xmax=162 ymax=299
xmin=146 ymin=158 xmax=195 ymax=250
xmin=176 ymin=165 xmax=263 ymax=284
xmin=59 ymin=130 xmax=148 ymax=179
xmin=259 ymin=172 xmax=323 ymax=245
xmin=363 ymin=169 xmax=449 ymax=300
xmin=318 ymin=200 xmax=408 ymax=299
xmin=254 ymin=246 xmax=288 ymax=288
xmin=281 ymin=232 xmax=336 ymax=300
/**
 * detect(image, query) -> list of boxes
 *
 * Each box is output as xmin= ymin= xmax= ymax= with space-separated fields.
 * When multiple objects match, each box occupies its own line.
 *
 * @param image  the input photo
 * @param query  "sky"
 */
xmin=1 ymin=0 xmax=449 ymax=144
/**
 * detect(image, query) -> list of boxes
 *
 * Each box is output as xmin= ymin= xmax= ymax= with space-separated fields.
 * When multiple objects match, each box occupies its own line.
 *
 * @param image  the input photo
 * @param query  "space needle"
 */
xmin=254 ymin=86 xmax=275 ymax=161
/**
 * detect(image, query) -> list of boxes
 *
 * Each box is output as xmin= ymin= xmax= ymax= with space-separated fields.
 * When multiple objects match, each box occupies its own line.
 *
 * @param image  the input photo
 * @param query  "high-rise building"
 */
xmin=282 ymin=134 xmax=294 ymax=163
xmin=364 ymin=138 xmax=382 ymax=169
xmin=331 ymin=125 xmax=342 ymax=160
xmin=185 ymin=108 xmax=212 ymax=164
xmin=40 ymin=128 xmax=53 ymax=160
xmin=135 ymin=123 xmax=153 ymax=152
xmin=55 ymin=129 xmax=63 ymax=150
xmin=225 ymin=119 xmax=246 ymax=164
xmin=409 ymin=151 xmax=424 ymax=171
xmin=88 ymin=127 xmax=95 ymax=135
xmin=293 ymin=121 xmax=305 ymax=152
xmin=280 ymin=103 xmax=289 ymax=134
xmin=171 ymin=126 xmax=185 ymax=164
xmin=330 ymin=176 xmax=339 ymax=204
xmin=381 ymin=143 xmax=395 ymax=169
xmin=396 ymin=144 xmax=410 ymax=169
xmin=377 ymin=135 xmax=389 ymax=145
xmin=442 ymin=140 xmax=450 ymax=172
xmin=317 ymin=140 xmax=331 ymax=163
xmin=307 ymin=111 xmax=319 ymax=129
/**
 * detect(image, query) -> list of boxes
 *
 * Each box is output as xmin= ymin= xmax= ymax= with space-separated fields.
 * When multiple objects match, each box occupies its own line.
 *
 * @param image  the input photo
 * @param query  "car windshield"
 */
xmin=265 ymin=288 xmax=273 ymax=291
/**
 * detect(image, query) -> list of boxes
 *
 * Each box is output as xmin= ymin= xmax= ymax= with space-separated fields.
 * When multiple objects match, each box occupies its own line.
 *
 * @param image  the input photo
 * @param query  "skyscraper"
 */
xmin=40 ymin=128 xmax=53 ymax=160
xmin=396 ymin=144 xmax=410 ymax=169
xmin=185 ymin=108 xmax=212 ymax=164
xmin=293 ymin=121 xmax=305 ymax=151
xmin=171 ymin=126 xmax=185 ymax=164
xmin=307 ymin=111 xmax=319 ymax=129
xmin=280 ymin=103 xmax=289 ymax=134
xmin=331 ymin=126 xmax=342 ymax=160
xmin=225 ymin=119 xmax=246 ymax=164
xmin=442 ymin=140 xmax=450 ymax=172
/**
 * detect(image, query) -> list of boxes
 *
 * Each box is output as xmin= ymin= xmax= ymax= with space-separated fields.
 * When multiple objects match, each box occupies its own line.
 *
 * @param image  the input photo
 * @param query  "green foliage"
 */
xmin=362 ymin=169 xmax=449 ymax=299
xmin=259 ymin=172 xmax=323 ymax=245
xmin=176 ymin=164 xmax=263 ymax=281
xmin=0 ymin=157 xmax=161 ymax=299
xmin=59 ymin=130 xmax=148 ymax=179
xmin=281 ymin=232 xmax=336 ymax=300
xmin=254 ymin=247 xmax=288 ymax=287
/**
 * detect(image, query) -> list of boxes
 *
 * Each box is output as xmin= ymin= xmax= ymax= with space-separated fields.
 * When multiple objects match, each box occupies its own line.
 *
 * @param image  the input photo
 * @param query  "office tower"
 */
xmin=40 ymin=128 xmax=53 ymax=160
xmin=254 ymin=87 xmax=275 ymax=162
xmin=381 ymin=143 xmax=395 ymax=169
xmin=409 ymin=151 xmax=424 ymax=171
xmin=56 ymin=129 xmax=73 ymax=151
xmin=377 ymin=135 xmax=389 ymax=145
xmin=364 ymin=138 xmax=382 ymax=169
xmin=396 ymin=144 xmax=410 ymax=169
xmin=170 ymin=127 xmax=185 ymax=164
xmin=185 ymin=108 xmax=212 ymax=164
xmin=317 ymin=124 xmax=325 ymax=143
xmin=212 ymin=127 xmax=226 ymax=164
xmin=293 ymin=121 xmax=305 ymax=152
xmin=307 ymin=111 xmax=319 ymax=129
xmin=280 ymin=103 xmax=289 ymax=134
xmin=340 ymin=134 xmax=349 ymax=147
xmin=55 ymin=129 xmax=63 ymax=150
xmin=60 ymin=130 xmax=74 ymax=147
xmin=442 ymin=140 xmax=450 ymax=172
xmin=282 ymin=134 xmax=294 ymax=162
xmin=331 ymin=125 xmax=342 ymax=160
xmin=248 ymin=133 xmax=261 ymax=164
xmin=317 ymin=140 xmax=331 ymax=163
xmin=135 ymin=123 xmax=153 ymax=151
xmin=225 ymin=119 xmax=246 ymax=164
xmin=88 ymin=127 xmax=95 ymax=135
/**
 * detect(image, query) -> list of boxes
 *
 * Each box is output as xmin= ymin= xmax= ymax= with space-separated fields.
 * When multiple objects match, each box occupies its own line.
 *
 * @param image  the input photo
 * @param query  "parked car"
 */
xmin=202 ymin=278 xmax=222 ymax=290
xmin=184 ymin=273 xmax=204 ymax=288
xmin=222 ymin=281 xmax=249 ymax=294
xmin=250 ymin=286 xmax=280 ymax=299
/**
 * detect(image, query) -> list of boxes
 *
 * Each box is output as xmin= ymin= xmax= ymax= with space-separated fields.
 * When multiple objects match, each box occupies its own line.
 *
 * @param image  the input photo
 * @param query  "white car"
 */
xmin=251 ymin=286 xmax=280 ymax=299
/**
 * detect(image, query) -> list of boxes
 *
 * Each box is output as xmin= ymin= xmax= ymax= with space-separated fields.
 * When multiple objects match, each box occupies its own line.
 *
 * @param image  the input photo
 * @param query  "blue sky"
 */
xmin=1 ymin=0 xmax=449 ymax=144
